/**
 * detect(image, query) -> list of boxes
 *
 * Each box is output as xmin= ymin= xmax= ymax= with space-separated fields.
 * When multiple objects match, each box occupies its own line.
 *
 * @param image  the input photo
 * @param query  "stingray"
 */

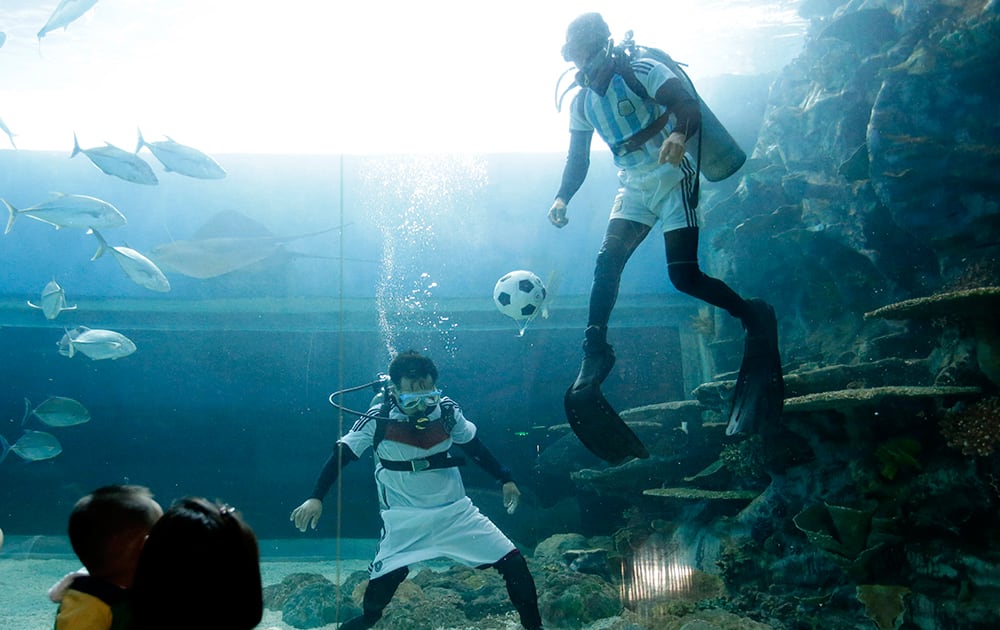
xmin=151 ymin=211 xmax=346 ymax=279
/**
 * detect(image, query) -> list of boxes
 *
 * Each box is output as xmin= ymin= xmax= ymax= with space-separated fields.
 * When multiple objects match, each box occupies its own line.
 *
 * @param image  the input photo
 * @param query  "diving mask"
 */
xmin=395 ymin=388 xmax=442 ymax=413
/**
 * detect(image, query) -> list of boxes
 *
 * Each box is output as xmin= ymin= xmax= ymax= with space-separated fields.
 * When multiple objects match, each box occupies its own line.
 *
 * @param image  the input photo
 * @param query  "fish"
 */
xmin=27 ymin=279 xmax=78 ymax=320
xmin=37 ymin=0 xmax=99 ymax=41
xmin=136 ymin=129 xmax=226 ymax=179
xmin=28 ymin=396 xmax=90 ymax=427
xmin=0 ymin=31 xmax=7 ymax=48
xmin=151 ymin=211 xmax=340 ymax=279
xmin=58 ymin=326 xmax=136 ymax=360
xmin=71 ymin=133 xmax=158 ymax=185
xmin=91 ymin=229 xmax=170 ymax=292
xmin=3 ymin=194 xmax=126 ymax=235
xmin=0 ymin=430 xmax=63 ymax=464
xmin=0 ymin=117 xmax=15 ymax=149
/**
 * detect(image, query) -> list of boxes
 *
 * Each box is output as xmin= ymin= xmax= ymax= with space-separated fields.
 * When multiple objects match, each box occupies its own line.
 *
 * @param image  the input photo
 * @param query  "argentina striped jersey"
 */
xmin=569 ymin=58 xmax=679 ymax=169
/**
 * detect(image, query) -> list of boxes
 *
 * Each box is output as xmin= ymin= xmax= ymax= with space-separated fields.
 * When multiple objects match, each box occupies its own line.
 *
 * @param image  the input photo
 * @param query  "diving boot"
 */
xmin=571 ymin=326 xmax=615 ymax=392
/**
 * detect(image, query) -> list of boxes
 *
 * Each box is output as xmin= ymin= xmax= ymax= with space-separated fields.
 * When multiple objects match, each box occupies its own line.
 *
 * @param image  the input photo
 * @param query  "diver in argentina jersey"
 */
xmin=549 ymin=12 xmax=781 ymax=464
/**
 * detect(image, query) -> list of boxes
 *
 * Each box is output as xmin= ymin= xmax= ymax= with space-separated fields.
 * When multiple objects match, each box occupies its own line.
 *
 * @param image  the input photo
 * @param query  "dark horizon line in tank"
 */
xmin=0 ymin=294 xmax=701 ymax=333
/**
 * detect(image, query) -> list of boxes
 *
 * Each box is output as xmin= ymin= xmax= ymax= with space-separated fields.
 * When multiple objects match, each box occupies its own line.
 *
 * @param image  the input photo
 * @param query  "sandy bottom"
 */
xmin=0 ymin=536 xmax=443 ymax=630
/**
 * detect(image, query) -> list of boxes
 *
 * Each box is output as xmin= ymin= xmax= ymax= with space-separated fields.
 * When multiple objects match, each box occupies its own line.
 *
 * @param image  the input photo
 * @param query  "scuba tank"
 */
xmin=556 ymin=31 xmax=746 ymax=183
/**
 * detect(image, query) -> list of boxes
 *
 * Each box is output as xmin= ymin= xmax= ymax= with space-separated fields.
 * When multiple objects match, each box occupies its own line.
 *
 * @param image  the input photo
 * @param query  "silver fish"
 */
xmin=91 ymin=229 xmax=170 ymax=292
xmin=27 ymin=279 xmax=78 ymax=320
xmin=29 ymin=396 xmax=90 ymax=427
xmin=136 ymin=129 xmax=226 ymax=179
xmin=0 ymin=430 xmax=63 ymax=463
xmin=0 ymin=116 xmax=15 ymax=149
xmin=3 ymin=194 xmax=126 ymax=234
xmin=58 ymin=326 xmax=136 ymax=360
xmin=71 ymin=133 xmax=158 ymax=185
xmin=37 ymin=0 xmax=99 ymax=41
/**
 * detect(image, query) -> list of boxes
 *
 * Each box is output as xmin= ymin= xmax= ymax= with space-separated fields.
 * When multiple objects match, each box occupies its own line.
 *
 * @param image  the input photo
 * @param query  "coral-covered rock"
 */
xmin=263 ymin=572 xmax=361 ymax=629
xmin=534 ymin=533 xmax=589 ymax=564
xmin=535 ymin=567 xmax=622 ymax=626
xmin=263 ymin=572 xmax=331 ymax=610
xmin=939 ymin=396 xmax=1000 ymax=456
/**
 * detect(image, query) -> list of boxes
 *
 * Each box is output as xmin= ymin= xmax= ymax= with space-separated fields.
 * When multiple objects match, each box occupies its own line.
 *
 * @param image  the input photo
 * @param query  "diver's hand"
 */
xmin=548 ymin=198 xmax=568 ymax=228
xmin=659 ymin=131 xmax=687 ymax=166
xmin=290 ymin=498 xmax=323 ymax=532
xmin=502 ymin=482 xmax=521 ymax=515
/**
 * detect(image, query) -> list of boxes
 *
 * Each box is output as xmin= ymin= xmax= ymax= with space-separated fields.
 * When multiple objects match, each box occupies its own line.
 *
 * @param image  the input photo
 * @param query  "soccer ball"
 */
xmin=493 ymin=270 xmax=547 ymax=321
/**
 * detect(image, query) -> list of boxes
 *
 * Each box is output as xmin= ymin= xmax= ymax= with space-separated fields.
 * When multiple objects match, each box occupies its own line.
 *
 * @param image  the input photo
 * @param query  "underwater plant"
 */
xmin=856 ymin=584 xmax=910 ymax=630
xmin=875 ymin=437 xmax=923 ymax=480
xmin=939 ymin=396 xmax=1000 ymax=456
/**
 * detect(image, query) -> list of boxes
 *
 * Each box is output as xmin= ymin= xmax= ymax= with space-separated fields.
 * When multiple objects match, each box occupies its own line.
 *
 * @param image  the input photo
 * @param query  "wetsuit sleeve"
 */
xmin=308 ymin=443 xmax=359 ymax=501
xmin=457 ymin=437 xmax=515 ymax=486
xmin=555 ymin=129 xmax=593 ymax=203
xmin=655 ymin=78 xmax=701 ymax=138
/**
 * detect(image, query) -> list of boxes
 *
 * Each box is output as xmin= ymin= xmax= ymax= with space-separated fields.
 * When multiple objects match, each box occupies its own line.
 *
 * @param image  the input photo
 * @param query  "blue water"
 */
xmin=0 ymin=150 xmax=703 ymax=541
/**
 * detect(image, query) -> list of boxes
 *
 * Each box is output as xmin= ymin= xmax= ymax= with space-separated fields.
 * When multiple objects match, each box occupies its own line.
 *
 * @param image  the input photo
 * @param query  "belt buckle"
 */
xmin=411 ymin=459 xmax=430 ymax=472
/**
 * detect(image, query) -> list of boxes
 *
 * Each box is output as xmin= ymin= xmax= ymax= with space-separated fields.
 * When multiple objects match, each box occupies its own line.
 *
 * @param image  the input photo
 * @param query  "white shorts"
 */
xmin=610 ymin=157 xmax=699 ymax=232
xmin=368 ymin=496 xmax=515 ymax=578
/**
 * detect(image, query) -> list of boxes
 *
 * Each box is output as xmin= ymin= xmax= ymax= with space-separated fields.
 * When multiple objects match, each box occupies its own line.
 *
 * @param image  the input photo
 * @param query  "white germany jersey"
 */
xmin=338 ymin=397 xmax=477 ymax=510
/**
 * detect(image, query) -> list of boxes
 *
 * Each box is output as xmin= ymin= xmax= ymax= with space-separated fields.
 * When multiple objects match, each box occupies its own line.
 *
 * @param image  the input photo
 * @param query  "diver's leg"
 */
xmin=664 ymin=227 xmax=783 ymax=434
xmin=574 ymin=218 xmax=651 ymax=390
xmin=338 ymin=566 xmax=409 ymax=630
xmin=589 ymin=219 xmax=652 ymax=329
xmin=664 ymin=227 xmax=752 ymax=322
xmin=493 ymin=550 xmax=543 ymax=630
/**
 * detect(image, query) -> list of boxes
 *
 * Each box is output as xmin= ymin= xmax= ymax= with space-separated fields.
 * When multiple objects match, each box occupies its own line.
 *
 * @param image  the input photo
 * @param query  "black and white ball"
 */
xmin=493 ymin=270 xmax=547 ymax=320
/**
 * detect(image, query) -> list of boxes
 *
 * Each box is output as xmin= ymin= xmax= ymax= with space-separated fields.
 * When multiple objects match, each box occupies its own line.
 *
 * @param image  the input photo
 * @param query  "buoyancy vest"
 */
xmin=373 ymin=400 xmax=465 ymax=472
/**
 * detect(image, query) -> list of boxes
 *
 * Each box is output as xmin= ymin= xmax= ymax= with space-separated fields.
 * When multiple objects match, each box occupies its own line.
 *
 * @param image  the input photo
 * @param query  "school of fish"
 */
xmin=0 ymin=396 xmax=91 ymax=464
xmin=0 ymin=2 xmax=339 ymax=466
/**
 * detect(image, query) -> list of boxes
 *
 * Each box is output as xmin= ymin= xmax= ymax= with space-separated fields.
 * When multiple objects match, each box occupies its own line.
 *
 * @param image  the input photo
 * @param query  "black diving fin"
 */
xmin=565 ymin=384 xmax=650 ymax=465
xmin=726 ymin=299 xmax=784 ymax=436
